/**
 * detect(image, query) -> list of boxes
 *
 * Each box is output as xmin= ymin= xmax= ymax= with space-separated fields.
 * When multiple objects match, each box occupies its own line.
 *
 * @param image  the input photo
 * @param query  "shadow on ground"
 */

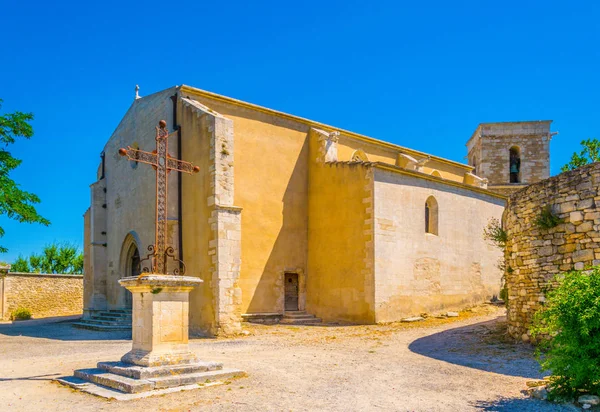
xmin=408 ymin=316 xmax=544 ymax=379
xmin=473 ymin=397 xmax=578 ymax=411
xmin=0 ymin=321 xmax=131 ymax=342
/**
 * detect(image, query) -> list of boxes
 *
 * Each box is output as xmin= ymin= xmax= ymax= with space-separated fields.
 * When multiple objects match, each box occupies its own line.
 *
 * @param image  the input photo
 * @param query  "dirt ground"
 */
xmin=0 ymin=306 xmax=578 ymax=411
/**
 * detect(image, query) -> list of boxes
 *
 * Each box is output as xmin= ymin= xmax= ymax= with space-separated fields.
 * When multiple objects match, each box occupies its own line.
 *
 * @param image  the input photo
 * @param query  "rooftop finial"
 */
xmin=135 ymin=85 xmax=141 ymax=100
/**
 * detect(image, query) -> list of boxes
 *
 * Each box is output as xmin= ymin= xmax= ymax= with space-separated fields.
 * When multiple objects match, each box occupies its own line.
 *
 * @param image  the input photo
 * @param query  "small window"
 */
xmin=509 ymin=146 xmax=521 ymax=183
xmin=425 ymin=196 xmax=439 ymax=235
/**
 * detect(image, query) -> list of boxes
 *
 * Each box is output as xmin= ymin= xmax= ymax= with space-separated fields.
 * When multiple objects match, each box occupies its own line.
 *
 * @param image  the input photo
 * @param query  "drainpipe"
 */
xmin=170 ymin=94 xmax=184 ymax=267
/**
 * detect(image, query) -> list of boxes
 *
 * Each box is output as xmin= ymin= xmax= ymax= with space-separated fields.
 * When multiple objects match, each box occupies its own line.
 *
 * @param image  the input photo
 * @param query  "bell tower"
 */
xmin=466 ymin=121 xmax=553 ymax=196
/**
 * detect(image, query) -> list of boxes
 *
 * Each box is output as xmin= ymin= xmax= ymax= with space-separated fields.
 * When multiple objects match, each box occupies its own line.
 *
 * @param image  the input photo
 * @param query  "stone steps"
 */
xmin=97 ymin=360 xmax=223 ymax=379
xmin=280 ymin=311 xmax=322 ymax=325
xmin=68 ymin=362 xmax=244 ymax=394
xmin=72 ymin=322 xmax=131 ymax=331
xmin=91 ymin=318 xmax=132 ymax=323
xmin=74 ymin=368 xmax=153 ymax=393
xmin=72 ymin=309 xmax=132 ymax=331
xmin=150 ymin=368 xmax=242 ymax=389
xmin=76 ymin=319 xmax=130 ymax=326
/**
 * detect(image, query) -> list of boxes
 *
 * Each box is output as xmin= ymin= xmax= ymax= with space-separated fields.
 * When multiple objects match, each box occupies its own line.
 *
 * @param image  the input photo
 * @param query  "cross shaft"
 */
xmin=119 ymin=120 xmax=199 ymax=275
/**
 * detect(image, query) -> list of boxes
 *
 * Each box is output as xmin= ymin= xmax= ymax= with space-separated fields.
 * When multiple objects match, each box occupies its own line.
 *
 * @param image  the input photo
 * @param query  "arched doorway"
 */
xmin=120 ymin=233 xmax=141 ymax=309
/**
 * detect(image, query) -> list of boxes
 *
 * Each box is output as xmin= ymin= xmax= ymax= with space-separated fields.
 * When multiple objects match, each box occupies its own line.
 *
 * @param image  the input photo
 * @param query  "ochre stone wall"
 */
xmin=1 ymin=273 xmax=83 ymax=320
xmin=503 ymin=162 xmax=600 ymax=340
xmin=307 ymin=136 xmax=376 ymax=323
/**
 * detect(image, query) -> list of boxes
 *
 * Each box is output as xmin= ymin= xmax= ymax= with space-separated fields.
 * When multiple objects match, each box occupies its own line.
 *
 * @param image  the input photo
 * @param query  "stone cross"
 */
xmin=119 ymin=120 xmax=199 ymax=275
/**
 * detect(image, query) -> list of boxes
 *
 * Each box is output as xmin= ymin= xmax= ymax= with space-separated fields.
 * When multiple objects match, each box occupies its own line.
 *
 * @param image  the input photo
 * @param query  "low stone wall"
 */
xmin=1 ymin=272 xmax=83 ymax=320
xmin=503 ymin=162 xmax=600 ymax=340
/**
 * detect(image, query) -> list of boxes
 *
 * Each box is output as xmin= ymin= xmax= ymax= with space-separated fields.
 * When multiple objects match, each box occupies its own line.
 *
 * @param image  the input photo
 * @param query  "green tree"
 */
xmin=10 ymin=255 xmax=30 ymax=272
xmin=561 ymin=138 xmax=600 ymax=172
xmin=531 ymin=268 xmax=600 ymax=399
xmin=0 ymin=99 xmax=50 ymax=252
xmin=10 ymin=243 xmax=83 ymax=274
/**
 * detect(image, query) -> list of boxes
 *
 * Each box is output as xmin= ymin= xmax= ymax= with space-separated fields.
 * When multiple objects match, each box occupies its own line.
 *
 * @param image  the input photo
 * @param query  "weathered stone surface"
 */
xmin=446 ymin=312 xmax=459 ymax=317
xmin=579 ymin=395 xmax=600 ymax=406
xmin=119 ymin=275 xmax=202 ymax=367
xmin=528 ymin=386 xmax=548 ymax=400
xmin=1 ymin=272 xmax=83 ymax=320
xmin=504 ymin=163 xmax=600 ymax=339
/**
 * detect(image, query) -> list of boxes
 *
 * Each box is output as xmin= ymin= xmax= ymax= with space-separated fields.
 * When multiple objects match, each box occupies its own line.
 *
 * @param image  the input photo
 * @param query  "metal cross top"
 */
xmin=119 ymin=120 xmax=199 ymax=275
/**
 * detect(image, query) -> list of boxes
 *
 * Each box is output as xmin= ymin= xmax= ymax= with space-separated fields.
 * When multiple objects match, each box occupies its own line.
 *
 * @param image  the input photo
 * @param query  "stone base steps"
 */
xmin=57 ymin=360 xmax=244 ymax=399
xmin=280 ymin=311 xmax=322 ymax=325
xmin=72 ymin=310 xmax=132 ymax=331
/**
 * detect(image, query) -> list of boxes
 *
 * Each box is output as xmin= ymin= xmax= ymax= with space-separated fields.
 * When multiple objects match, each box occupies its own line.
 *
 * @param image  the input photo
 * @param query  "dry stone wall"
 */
xmin=503 ymin=162 xmax=600 ymax=340
xmin=1 ymin=273 xmax=83 ymax=320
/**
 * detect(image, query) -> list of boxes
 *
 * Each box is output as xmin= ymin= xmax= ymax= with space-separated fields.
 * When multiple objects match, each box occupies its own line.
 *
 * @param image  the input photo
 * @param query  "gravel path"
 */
xmin=0 ymin=306 xmax=579 ymax=411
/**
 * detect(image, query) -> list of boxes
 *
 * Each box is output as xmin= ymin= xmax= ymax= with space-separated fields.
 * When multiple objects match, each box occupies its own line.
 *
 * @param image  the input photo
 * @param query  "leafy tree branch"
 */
xmin=0 ymin=99 xmax=50 ymax=252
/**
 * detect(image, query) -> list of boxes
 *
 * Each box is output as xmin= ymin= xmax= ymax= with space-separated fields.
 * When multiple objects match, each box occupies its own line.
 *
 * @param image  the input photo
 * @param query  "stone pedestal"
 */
xmin=119 ymin=274 xmax=201 ymax=367
xmin=57 ymin=274 xmax=244 ymax=400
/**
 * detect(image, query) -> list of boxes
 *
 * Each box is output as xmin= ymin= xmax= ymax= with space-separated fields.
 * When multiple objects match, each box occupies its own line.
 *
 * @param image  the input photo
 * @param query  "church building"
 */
xmin=82 ymin=85 xmax=551 ymax=335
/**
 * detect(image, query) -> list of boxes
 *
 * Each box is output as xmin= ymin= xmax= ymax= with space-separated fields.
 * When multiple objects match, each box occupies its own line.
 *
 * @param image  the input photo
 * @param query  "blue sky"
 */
xmin=0 ymin=0 xmax=598 ymax=262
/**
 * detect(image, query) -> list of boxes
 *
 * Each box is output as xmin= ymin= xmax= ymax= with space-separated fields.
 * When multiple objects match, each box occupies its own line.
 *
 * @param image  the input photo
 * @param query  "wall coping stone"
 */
xmin=4 ymin=272 xmax=83 ymax=279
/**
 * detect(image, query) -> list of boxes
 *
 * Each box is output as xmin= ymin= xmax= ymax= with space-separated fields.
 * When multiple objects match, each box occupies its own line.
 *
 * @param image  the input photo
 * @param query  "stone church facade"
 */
xmin=83 ymin=85 xmax=552 ymax=335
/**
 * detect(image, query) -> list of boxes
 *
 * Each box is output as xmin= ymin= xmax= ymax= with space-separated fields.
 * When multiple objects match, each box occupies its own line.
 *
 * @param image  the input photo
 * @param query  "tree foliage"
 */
xmin=530 ymin=268 xmax=600 ymax=399
xmin=483 ymin=217 xmax=507 ymax=248
xmin=11 ymin=243 xmax=83 ymax=274
xmin=561 ymin=138 xmax=600 ymax=172
xmin=0 ymin=99 xmax=50 ymax=252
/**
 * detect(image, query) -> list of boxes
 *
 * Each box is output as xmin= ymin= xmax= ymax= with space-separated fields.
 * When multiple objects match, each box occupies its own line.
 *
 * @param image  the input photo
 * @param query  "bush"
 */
xmin=530 ymin=268 xmax=600 ymax=399
xmin=483 ymin=217 xmax=507 ymax=248
xmin=10 ymin=307 xmax=32 ymax=321
xmin=534 ymin=205 xmax=561 ymax=230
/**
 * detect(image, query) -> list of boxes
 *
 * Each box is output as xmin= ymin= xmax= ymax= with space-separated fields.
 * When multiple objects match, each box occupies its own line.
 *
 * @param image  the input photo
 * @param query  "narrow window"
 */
xmin=99 ymin=152 xmax=106 ymax=180
xmin=509 ymin=146 xmax=521 ymax=183
xmin=425 ymin=196 xmax=439 ymax=235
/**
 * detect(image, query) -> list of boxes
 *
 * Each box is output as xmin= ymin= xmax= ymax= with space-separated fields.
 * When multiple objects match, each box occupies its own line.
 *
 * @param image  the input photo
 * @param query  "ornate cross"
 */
xmin=119 ymin=120 xmax=199 ymax=275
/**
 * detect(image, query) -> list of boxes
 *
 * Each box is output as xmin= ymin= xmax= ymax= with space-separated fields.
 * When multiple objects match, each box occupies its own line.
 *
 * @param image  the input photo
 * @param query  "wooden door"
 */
xmin=284 ymin=273 xmax=299 ymax=311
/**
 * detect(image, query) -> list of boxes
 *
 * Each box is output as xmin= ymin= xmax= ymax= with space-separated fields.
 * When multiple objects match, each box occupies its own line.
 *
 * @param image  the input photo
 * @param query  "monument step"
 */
xmin=72 ymin=322 xmax=131 ymax=331
xmin=97 ymin=361 xmax=223 ymax=379
xmin=149 ymin=368 xmax=245 ymax=389
xmin=73 ymin=368 xmax=154 ymax=394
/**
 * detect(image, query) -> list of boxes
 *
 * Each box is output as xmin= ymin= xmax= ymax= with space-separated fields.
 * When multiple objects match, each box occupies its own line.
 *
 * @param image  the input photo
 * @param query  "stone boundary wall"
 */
xmin=0 ymin=272 xmax=83 ymax=320
xmin=503 ymin=162 xmax=600 ymax=340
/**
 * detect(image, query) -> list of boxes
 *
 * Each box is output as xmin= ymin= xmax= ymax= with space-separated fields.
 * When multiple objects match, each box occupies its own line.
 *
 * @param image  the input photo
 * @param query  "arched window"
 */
xmin=351 ymin=149 xmax=369 ymax=162
xmin=509 ymin=146 xmax=521 ymax=183
xmin=431 ymin=170 xmax=442 ymax=178
xmin=425 ymin=196 xmax=439 ymax=235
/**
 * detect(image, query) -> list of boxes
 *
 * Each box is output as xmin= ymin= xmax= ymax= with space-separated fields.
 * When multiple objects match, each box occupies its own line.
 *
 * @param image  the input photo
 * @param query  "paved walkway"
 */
xmin=0 ymin=307 xmax=577 ymax=411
